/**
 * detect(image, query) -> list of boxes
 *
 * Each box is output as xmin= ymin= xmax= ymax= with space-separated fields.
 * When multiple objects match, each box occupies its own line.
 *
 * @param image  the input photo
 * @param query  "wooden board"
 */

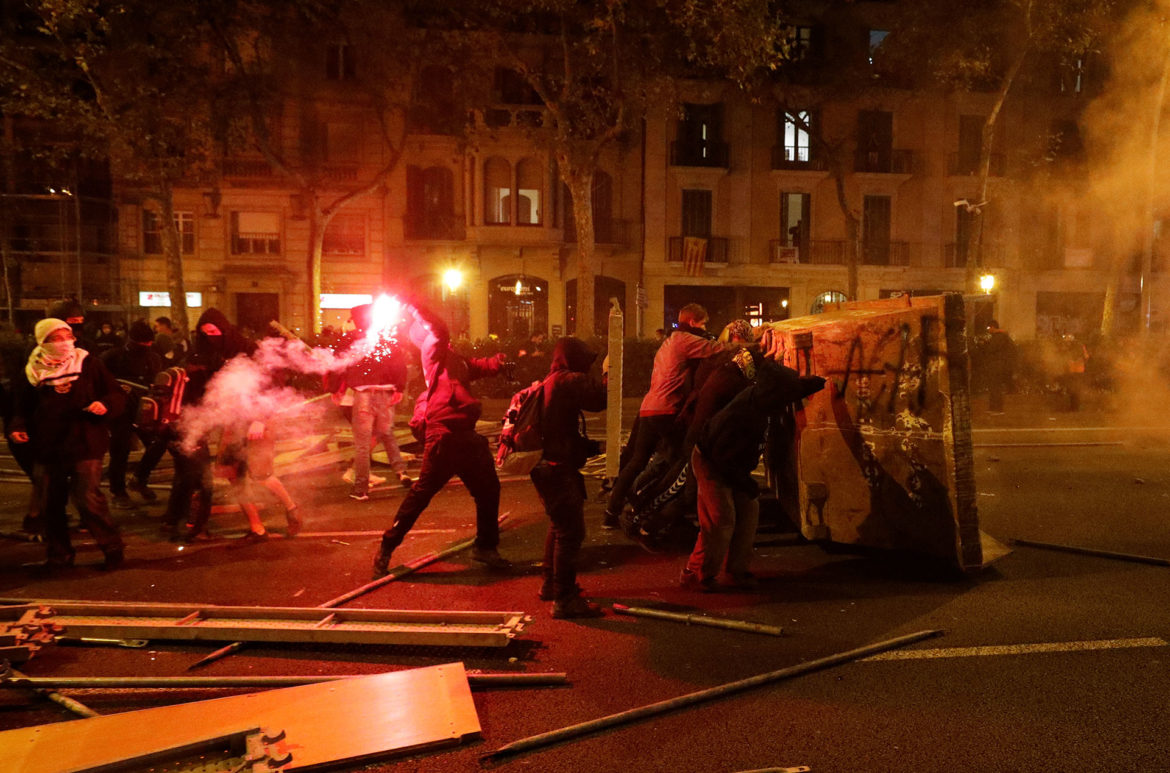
xmin=0 ymin=663 xmax=479 ymax=772
xmin=763 ymin=294 xmax=982 ymax=571
xmin=7 ymin=600 xmax=528 ymax=648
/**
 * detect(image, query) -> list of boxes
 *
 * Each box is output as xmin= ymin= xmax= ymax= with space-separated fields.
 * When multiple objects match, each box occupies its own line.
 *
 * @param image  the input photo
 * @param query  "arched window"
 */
xmin=484 ymin=157 xmax=511 ymax=225
xmin=516 ymin=157 xmax=543 ymax=225
xmin=811 ymin=290 xmax=848 ymax=314
xmin=406 ymin=165 xmax=456 ymax=239
xmin=489 ymin=274 xmax=548 ymax=339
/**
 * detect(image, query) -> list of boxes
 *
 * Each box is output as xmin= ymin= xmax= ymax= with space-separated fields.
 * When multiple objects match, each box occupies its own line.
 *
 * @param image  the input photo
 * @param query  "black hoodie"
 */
xmin=186 ymin=308 xmax=255 ymax=404
xmin=698 ymin=361 xmax=825 ymax=494
xmin=539 ymin=337 xmax=606 ymax=468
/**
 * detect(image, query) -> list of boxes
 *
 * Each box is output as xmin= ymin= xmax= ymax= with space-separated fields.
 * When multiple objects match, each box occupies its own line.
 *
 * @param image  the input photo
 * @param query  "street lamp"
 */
xmin=979 ymin=274 xmax=996 ymax=294
xmin=443 ymin=268 xmax=463 ymax=293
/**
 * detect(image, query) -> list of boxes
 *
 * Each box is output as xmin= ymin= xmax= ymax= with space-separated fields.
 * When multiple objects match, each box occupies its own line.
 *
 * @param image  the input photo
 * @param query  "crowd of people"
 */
xmin=0 ymin=295 xmax=828 ymax=619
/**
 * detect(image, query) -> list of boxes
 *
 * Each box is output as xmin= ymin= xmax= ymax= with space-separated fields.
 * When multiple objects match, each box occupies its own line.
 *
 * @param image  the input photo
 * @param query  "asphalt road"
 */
xmin=0 ymin=394 xmax=1168 ymax=772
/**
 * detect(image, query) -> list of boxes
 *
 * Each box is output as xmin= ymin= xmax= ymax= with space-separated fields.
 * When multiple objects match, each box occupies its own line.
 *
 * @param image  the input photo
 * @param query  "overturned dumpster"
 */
xmin=763 ymin=293 xmax=982 ymax=572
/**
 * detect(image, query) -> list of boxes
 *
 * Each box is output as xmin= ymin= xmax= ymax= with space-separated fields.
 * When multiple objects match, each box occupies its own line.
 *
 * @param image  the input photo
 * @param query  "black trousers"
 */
xmin=531 ymin=461 xmax=587 ymax=601
xmin=107 ymin=417 xmax=165 ymax=494
xmin=164 ymin=441 xmax=212 ymax=531
xmin=37 ymin=458 xmax=123 ymax=565
xmin=380 ymin=430 xmax=500 ymax=554
xmin=606 ymin=413 xmax=682 ymax=515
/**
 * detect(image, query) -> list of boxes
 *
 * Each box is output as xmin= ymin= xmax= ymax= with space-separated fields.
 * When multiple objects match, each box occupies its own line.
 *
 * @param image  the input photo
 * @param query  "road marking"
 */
xmin=862 ymin=637 xmax=1168 ymax=661
xmin=971 ymin=426 xmax=1170 ymax=433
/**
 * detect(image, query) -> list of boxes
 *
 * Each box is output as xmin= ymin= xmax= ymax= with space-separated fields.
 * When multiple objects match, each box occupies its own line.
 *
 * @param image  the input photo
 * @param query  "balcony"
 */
xmin=853 ymin=149 xmax=915 ymax=175
xmin=405 ymin=213 xmax=465 ymax=242
xmin=948 ymin=152 xmax=1006 ymax=177
xmin=223 ymin=158 xmax=277 ymax=180
xmin=944 ymin=242 xmax=1004 ymax=268
xmin=565 ymin=218 xmax=639 ymax=247
xmin=862 ymin=241 xmax=910 ymax=266
xmin=771 ymin=145 xmax=827 ymax=171
xmin=319 ymin=164 xmax=359 ymax=183
xmin=670 ymin=140 xmax=730 ymax=168
xmin=667 ymin=236 xmax=730 ymax=264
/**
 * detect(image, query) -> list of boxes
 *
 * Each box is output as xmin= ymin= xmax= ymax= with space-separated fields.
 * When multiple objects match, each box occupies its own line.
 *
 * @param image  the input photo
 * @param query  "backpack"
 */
xmin=136 ymin=367 xmax=188 ymax=432
xmin=496 ymin=379 xmax=545 ymax=475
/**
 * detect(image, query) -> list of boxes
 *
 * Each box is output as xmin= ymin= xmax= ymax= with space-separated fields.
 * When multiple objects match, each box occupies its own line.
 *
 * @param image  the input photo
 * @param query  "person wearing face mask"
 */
xmin=8 ymin=318 xmax=126 ymax=570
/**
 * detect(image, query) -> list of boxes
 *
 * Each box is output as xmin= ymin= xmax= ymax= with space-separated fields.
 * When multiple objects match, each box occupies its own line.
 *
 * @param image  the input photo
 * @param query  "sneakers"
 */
xmin=343 ymin=469 xmax=386 ymax=486
xmin=372 ymin=549 xmax=393 ymax=579
xmin=240 ymin=530 xmax=268 ymax=544
xmin=727 ymin=571 xmax=759 ymax=590
xmin=348 ymin=492 xmax=370 ymax=502
xmin=398 ymin=473 xmax=414 ymax=488
xmin=679 ymin=568 xmax=718 ymax=593
xmin=470 ymin=547 xmax=512 ymax=570
xmin=110 ymin=493 xmax=134 ymax=510
xmin=551 ymin=596 xmax=604 ymax=619
xmin=601 ymin=510 xmax=621 ymax=530
xmin=285 ymin=507 xmax=302 ymax=537
xmin=128 ymin=479 xmax=157 ymax=502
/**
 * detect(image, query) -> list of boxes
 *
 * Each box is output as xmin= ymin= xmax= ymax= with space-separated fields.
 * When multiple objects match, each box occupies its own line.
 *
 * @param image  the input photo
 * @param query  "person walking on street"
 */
xmin=603 ymin=303 xmax=727 ymax=528
xmin=529 ymin=337 xmax=608 ymax=618
xmin=331 ymin=303 xmax=413 ymax=501
xmin=8 ymin=318 xmax=126 ymax=570
xmin=983 ymin=320 xmax=1015 ymax=414
xmin=101 ymin=320 xmax=164 ymax=508
xmin=372 ymin=301 xmax=512 ymax=578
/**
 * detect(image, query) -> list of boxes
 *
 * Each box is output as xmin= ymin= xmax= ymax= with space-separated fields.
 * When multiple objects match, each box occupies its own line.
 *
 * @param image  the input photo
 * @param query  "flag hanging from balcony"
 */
xmin=682 ymin=236 xmax=708 ymax=276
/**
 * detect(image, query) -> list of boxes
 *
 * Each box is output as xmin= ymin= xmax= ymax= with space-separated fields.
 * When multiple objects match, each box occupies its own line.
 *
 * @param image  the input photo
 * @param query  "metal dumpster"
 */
xmin=762 ymin=293 xmax=982 ymax=572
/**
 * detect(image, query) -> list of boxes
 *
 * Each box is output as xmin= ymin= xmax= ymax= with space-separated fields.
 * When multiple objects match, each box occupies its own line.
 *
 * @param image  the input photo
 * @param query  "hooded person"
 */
xmin=681 ymin=359 xmax=825 ymax=592
xmin=101 ymin=320 xmax=165 ymax=507
xmin=8 ymin=317 xmax=126 ymax=570
xmin=528 ymin=336 xmax=608 ymax=618
xmin=164 ymin=308 xmax=259 ymax=541
xmin=49 ymin=299 xmax=96 ymax=354
xmin=372 ymin=299 xmax=512 ymax=578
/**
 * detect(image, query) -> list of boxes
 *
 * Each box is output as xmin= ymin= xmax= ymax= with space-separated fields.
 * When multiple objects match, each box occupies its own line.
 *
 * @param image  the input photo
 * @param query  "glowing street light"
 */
xmin=443 ymin=268 xmax=463 ymax=292
xmin=979 ymin=274 xmax=996 ymax=294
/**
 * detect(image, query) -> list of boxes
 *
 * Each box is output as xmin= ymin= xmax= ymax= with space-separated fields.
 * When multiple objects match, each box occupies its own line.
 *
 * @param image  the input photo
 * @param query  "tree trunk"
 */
xmin=565 ymin=168 xmax=597 ymax=336
xmin=968 ymin=46 xmax=1027 ymax=290
xmin=156 ymin=182 xmax=190 ymax=336
xmin=308 ymin=200 xmax=325 ymax=336
xmin=831 ymin=160 xmax=860 ymax=300
xmin=0 ymin=116 xmax=14 ymax=324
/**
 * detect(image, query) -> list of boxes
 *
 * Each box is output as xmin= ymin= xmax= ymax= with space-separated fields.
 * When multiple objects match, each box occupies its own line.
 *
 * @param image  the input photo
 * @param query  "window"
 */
xmin=790 ymin=26 xmax=815 ymax=61
xmin=811 ymin=290 xmax=847 ymax=315
xmin=323 ymin=213 xmax=365 ymax=256
xmin=231 ymin=211 xmax=280 ymax=255
xmin=406 ymin=165 xmax=458 ymax=239
xmin=484 ymin=157 xmax=512 ymax=225
xmin=1060 ymin=55 xmax=1086 ymax=95
xmin=681 ymin=189 xmax=712 ymax=237
xmin=781 ymin=192 xmax=810 ymax=257
xmin=954 ymin=206 xmax=977 ymax=267
xmin=143 ymin=210 xmax=194 ymax=255
xmin=780 ymin=111 xmax=812 ymax=163
xmin=957 ymin=114 xmax=983 ymax=174
xmin=673 ymin=103 xmax=727 ymax=167
xmin=862 ymin=195 xmax=892 ymax=265
xmin=516 ymin=158 xmax=543 ymax=225
xmin=856 ymin=110 xmax=893 ymax=172
xmin=868 ymin=29 xmax=889 ymax=66
xmin=411 ymin=66 xmax=459 ymax=135
xmin=325 ymin=42 xmax=355 ymax=81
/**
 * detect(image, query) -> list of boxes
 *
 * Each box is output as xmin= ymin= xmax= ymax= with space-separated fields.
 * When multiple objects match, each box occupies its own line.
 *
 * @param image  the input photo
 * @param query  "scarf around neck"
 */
xmin=26 ymin=346 xmax=88 ymax=388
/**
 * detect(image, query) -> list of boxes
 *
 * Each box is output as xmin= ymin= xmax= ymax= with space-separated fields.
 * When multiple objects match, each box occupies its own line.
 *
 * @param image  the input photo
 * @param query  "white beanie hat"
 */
xmin=35 ymin=318 xmax=71 ymax=345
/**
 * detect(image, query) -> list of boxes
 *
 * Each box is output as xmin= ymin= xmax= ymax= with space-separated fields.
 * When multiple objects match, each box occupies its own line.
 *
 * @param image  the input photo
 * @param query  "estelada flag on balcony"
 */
xmin=682 ymin=236 xmax=708 ymax=276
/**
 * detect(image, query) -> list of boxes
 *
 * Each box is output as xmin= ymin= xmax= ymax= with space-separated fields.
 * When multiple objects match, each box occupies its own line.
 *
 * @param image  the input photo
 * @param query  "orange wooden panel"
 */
xmin=0 ymin=663 xmax=479 ymax=772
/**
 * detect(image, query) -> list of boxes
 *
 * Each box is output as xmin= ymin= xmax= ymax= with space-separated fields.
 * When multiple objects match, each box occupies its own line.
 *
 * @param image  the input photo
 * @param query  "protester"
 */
xmin=50 ymin=299 xmax=96 ymax=354
xmin=215 ymin=416 xmax=301 ymax=539
xmin=94 ymin=322 xmax=121 ymax=355
xmin=8 ymin=318 xmax=125 ymax=570
xmin=1059 ymin=333 xmax=1089 ymax=411
xmin=682 ymin=359 xmax=825 ymax=591
xmin=372 ymin=301 xmax=511 ymax=578
xmin=165 ymin=308 xmax=253 ymax=541
xmin=101 ymin=320 xmax=165 ymax=508
xmin=153 ymin=316 xmax=188 ymax=364
xmin=983 ymin=320 xmax=1015 ymax=414
xmin=529 ymin=337 xmax=608 ymax=618
xmin=331 ymin=303 xmax=413 ymax=501
xmin=603 ymin=303 xmax=726 ymax=528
